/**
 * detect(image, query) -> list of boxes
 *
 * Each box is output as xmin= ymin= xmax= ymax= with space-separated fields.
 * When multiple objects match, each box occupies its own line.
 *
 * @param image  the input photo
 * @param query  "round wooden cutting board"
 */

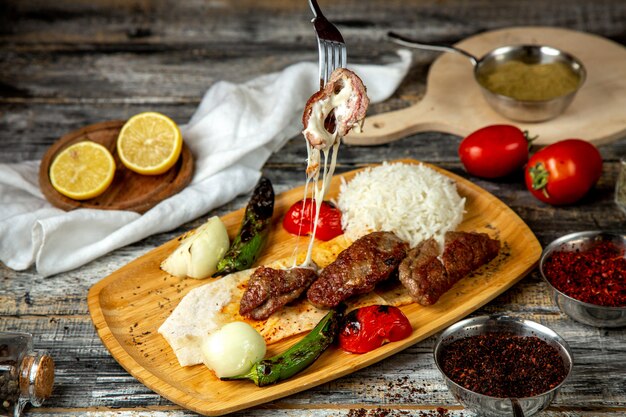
xmin=345 ymin=27 xmax=626 ymax=146
xmin=39 ymin=120 xmax=194 ymax=213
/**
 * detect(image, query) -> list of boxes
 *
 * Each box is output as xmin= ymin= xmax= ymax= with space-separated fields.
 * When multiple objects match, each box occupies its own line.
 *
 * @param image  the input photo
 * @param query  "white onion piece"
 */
xmin=160 ymin=216 xmax=230 ymax=279
xmin=201 ymin=322 xmax=266 ymax=378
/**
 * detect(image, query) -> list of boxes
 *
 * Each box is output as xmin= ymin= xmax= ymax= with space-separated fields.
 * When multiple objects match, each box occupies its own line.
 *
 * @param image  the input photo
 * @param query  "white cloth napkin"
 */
xmin=0 ymin=51 xmax=412 ymax=277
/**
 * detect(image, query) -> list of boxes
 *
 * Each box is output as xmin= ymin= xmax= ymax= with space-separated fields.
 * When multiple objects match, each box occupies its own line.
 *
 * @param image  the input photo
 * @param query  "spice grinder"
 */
xmin=388 ymin=32 xmax=586 ymax=122
xmin=433 ymin=315 xmax=573 ymax=417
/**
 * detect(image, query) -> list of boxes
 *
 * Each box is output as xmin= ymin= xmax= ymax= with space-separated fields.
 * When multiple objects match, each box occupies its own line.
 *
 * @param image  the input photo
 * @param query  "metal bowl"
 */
xmin=539 ymin=231 xmax=626 ymax=328
xmin=475 ymin=45 xmax=586 ymax=122
xmin=434 ymin=315 xmax=573 ymax=417
xmin=388 ymin=33 xmax=586 ymax=123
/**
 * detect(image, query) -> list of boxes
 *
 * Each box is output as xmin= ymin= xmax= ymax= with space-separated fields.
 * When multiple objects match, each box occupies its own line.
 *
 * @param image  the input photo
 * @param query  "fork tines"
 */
xmin=309 ymin=0 xmax=347 ymax=88
xmin=318 ymin=39 xmax=347 ymax=87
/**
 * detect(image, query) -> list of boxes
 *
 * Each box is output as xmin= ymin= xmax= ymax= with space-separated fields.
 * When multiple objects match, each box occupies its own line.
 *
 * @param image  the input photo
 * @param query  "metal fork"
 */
xmin=308 ymin=0 xmax=347 ymax=89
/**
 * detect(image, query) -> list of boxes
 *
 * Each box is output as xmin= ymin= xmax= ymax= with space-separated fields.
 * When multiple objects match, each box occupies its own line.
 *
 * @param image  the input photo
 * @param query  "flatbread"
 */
xmin=157 ymin=269 xmax=249 ymax=366
xmin=158 ymin=234 xmax=415 ymax=367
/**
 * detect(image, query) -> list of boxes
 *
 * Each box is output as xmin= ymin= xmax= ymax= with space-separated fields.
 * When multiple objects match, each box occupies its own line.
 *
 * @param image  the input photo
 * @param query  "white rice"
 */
xmin=337 ymin=162 xmax=466 ymax=248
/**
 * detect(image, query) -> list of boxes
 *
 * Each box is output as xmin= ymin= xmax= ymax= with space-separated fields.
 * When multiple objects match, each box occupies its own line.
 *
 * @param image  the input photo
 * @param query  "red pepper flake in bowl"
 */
xmin=543 ymin=240 xmax=626 ymax=307
xmin=439 ymin=333 xmax=567 ymax=398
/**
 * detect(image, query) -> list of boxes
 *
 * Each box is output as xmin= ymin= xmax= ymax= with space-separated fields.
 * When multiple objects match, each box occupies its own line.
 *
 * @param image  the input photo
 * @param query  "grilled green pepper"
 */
xmin=223 ymin=309 xmax=341 ymax=386
xmin=213 ymin=176 xmax=274 ymax=277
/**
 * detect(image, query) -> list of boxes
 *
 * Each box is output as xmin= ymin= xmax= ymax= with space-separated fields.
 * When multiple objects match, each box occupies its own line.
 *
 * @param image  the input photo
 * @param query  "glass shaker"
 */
xmin=0 ymin=333 xmax=54 ymax=417
xmin=616 ymin=158 xmax=626 ymax=214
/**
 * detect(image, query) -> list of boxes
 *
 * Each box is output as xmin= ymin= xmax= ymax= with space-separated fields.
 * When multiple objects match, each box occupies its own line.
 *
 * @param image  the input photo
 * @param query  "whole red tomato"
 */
xmin=525 ymin=139 xmax=602 ymax=205
xmin=459 ymin=125 xmax=531 ymax=178
xmin=339 ymin=305 xmax=412 ymax=354
xmin=282 ymin=198 xmax=343 ymax=241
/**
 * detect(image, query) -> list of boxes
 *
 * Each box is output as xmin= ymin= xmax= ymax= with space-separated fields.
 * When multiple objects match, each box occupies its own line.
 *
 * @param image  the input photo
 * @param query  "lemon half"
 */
xmin=116 ymin=112 xmax=183 ymax=175
xmin=49 ymin=141 xmax=116 ymax=200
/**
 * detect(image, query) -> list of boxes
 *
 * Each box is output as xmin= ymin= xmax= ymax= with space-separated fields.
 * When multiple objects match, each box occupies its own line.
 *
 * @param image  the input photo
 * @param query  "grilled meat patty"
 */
xmin=307 ymin=231 xmax=408 ymax=309
xmin=399 ymin=231 xmax=500 ymax=306
xmin=239 ymin=266 xmax=318 ymax=320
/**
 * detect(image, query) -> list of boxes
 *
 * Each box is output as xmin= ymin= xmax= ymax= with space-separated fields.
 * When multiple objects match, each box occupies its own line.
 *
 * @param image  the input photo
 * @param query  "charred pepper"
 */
xmin=213 ymin=176 xmax=274 ymax=277
xmin=338 ymin=305 xmax=412 ymax=354
xmin=223 ymin=309 xmax=341 ymax=386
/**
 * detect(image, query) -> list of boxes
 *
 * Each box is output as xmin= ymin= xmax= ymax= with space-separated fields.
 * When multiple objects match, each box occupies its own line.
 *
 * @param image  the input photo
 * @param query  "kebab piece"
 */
xmin=302 ymin=68 xmax=369 ymax=178
xmin=307 ymin=231 xmax=408 ymax=309
xmin=239 ymin=266 xmax=318 ymax=320
xmin=302 ymin=68 xmax=369 ymax=151
xmin=399 ymin=231 xmax=500 ymax=306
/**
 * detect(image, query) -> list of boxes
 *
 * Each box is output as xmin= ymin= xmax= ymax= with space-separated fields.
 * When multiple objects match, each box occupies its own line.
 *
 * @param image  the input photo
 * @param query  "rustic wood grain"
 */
xmin=1 ymin=0 xmax=626 ymax=416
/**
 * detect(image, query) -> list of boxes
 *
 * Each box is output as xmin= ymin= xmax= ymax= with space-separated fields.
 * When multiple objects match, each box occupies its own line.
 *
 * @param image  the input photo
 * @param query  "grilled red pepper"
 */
xmin=339 ymin=305 xmax=412 ymax=354
xmin=282 ymin=198 xmax=343 ymax=241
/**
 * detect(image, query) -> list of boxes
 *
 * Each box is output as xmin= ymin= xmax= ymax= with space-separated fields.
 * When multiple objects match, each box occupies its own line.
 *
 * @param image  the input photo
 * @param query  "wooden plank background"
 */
xmin=1 ymin=0 xmax=625 ymax=416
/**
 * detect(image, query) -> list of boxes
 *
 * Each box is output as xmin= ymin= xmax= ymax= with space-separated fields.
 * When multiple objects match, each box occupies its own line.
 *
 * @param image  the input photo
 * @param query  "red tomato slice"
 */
xmin=339 ymin=305 xmax=412 ymax=354
xmin=282 ymin=198 xmax=343 ymax=241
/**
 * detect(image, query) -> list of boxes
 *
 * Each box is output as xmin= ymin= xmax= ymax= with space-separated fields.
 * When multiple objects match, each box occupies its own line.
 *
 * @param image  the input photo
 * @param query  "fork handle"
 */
xmin=308 ymin=0 xmax=322 ymax=18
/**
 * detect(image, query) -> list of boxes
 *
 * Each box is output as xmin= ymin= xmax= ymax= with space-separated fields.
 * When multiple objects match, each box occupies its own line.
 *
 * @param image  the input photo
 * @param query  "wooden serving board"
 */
xmin=39 ymin=120 xmax=194 ymax=213
xmin=87 ymin=159 xmax=541 ymax=416
xmin=345 ymin=27 xmax=626 ymax=146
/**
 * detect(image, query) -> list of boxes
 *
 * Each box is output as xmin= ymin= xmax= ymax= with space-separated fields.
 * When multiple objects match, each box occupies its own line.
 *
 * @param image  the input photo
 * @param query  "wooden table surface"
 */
xmin=2 ymin=1 xmax=626 ymax=416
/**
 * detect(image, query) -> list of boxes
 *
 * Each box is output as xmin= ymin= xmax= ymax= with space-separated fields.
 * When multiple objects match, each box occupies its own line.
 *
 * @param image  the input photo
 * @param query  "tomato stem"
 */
xmin=523 ymin=130 xmax=539 ymax=150
xmin=529 ymin=162 xmax=551 ymax=198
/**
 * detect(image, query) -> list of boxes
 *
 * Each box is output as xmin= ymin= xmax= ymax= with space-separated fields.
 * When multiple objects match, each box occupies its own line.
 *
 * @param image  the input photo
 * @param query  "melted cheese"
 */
xmin=301 ymin=141 xmax=340 ymax=267
xmin=302 ymin=79 xmax=354 ymax=151
xmin=295 ymin=73 xmax=361 ymax=269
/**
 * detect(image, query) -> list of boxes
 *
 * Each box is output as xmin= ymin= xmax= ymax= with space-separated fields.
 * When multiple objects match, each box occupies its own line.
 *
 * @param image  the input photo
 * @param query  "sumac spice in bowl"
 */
xmin=540 ymin=231 xmax=626 ymax=327
xmin=434 ymin=315 xmax=573 ymax=417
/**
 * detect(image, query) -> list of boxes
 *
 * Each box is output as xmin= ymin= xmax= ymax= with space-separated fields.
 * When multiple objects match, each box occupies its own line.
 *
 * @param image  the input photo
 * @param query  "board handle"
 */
xmin=343 ymin=98 xmax=457 ymax=146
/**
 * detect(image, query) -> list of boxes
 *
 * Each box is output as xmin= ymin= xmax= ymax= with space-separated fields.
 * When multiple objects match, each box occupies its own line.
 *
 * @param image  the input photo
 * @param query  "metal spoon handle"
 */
xmin=388 ymin=31 xmax=478 ymax=66
xmin=511 ymin=398 xmax=525 ymax=417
